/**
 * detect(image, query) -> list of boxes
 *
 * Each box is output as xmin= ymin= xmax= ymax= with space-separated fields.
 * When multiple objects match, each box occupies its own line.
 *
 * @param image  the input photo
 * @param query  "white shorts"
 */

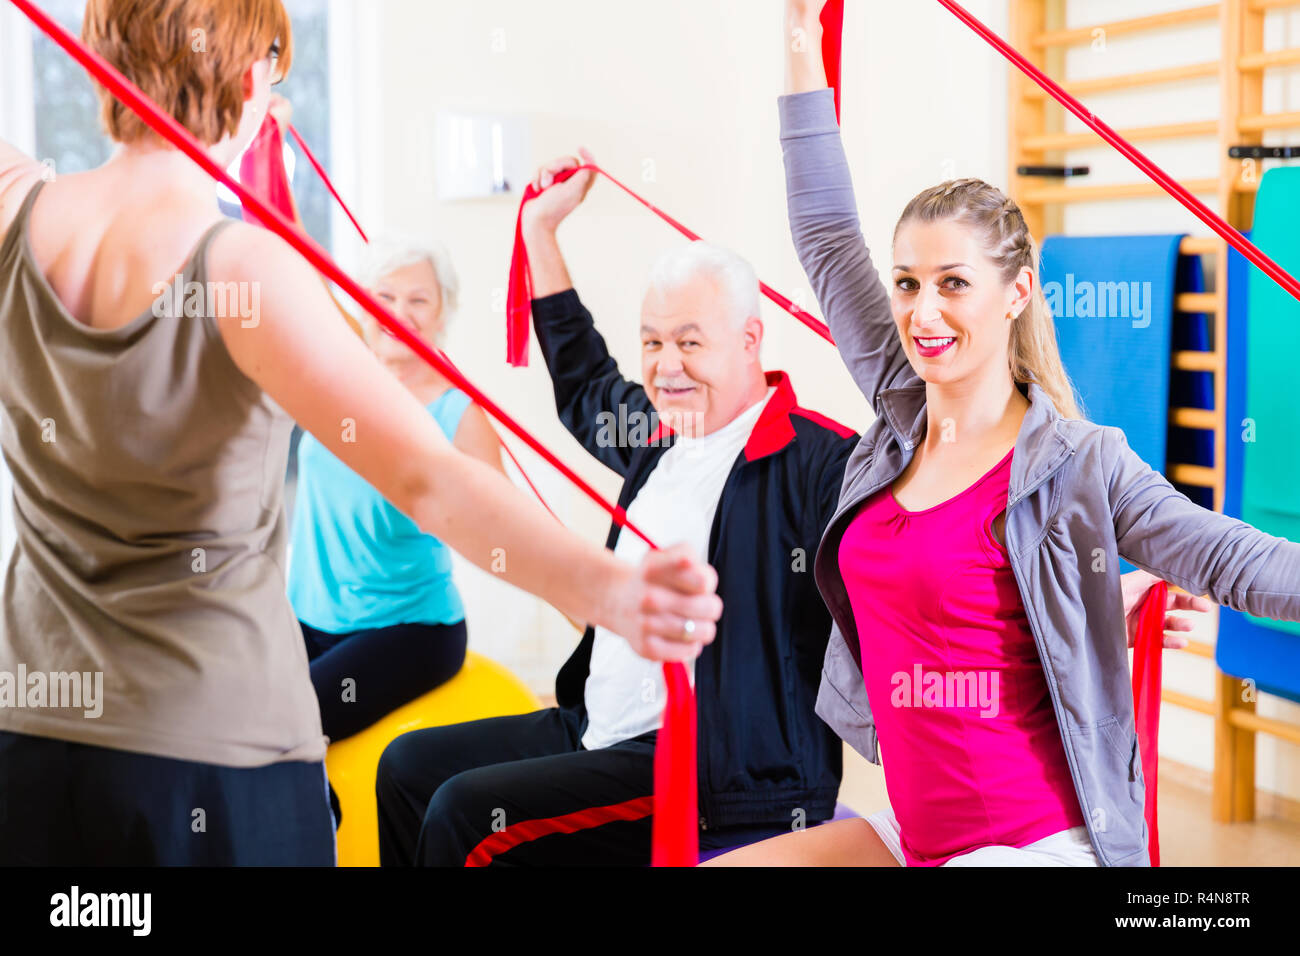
xmin=866 ymin=808 xmax=1102 ymax=867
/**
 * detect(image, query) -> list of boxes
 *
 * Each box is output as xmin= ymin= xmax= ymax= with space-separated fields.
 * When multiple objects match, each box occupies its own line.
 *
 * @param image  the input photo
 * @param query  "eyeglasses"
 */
xmin=268 ymin=42 xmax=284 ymax=85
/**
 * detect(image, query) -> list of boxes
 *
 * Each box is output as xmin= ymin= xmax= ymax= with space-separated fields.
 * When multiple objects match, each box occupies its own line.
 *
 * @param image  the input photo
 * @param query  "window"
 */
xmin=28 ymin=0 xmax=336 ymax=249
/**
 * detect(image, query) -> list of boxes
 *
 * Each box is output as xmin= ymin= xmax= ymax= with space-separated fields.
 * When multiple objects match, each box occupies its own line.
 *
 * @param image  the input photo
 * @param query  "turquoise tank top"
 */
xmin=287 ymin=387 xmax=473 ymax=633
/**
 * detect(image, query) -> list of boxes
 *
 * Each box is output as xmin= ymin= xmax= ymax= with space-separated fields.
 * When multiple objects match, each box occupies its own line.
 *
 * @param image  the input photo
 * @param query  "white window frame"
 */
xmin=326 ymin=0 xmax=381 ymax=271
xmin=0 ymin=6 xmax=36 ymax=155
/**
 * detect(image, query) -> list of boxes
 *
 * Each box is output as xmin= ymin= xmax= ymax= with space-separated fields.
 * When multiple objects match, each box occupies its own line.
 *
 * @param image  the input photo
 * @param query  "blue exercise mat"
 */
xmin=1040 ymin=235 xmax=1184 ymax=474
xmin=1218 ymin=232 xmax=1300 ymax=704
xmin=1242 ymin=168 xmax=1300 ymax=638
xmin=1041 ymin=235 xmax=1187 ymax=575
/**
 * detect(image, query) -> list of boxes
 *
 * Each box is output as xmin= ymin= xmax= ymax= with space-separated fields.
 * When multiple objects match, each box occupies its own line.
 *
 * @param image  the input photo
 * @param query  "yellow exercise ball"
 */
xmin=325 ymin=651 xmax=541 ymax=867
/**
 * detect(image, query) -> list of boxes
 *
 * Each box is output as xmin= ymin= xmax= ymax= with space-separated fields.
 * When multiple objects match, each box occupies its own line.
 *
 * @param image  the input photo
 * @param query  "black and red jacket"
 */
xmin=532 ymin=289 xmax=859 ymax=830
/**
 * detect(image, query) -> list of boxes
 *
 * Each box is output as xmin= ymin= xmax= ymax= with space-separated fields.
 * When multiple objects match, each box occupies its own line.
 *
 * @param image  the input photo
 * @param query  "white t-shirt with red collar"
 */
xmin=580 ymin=387 xmax=775 ymax=751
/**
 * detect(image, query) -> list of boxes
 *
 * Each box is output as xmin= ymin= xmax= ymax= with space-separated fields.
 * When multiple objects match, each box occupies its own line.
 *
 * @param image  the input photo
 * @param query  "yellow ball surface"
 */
xmin=325 ymin=651 xmax=540 ymax=867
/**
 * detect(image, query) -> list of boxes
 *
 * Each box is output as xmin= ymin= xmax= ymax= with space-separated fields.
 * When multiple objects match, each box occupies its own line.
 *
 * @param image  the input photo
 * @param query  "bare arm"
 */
xmin=785 ymin=0 xmax=830 ymax=94
xmin=452 ymin=403 xmax=507 ymax=475
xmin=210 ymin=224 xmax=721 ymax=661
xmin=779 ymin=2 xmax=917 ymax=407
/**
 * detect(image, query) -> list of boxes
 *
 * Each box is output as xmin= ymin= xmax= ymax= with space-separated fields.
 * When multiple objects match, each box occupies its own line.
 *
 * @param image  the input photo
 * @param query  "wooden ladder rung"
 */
xmin=1226 ymin=707 xmax=1300 ymax=747
xmin=1022 ymin=121 xmax=1218 ymax=152
xmin=1183 ymin=639 xmax=1216 ymax=660
xmin=1022 ymin=179 xmax=1219 ymax=204
xmin=1179 ymin=237 xmax=1221 ymax=256
xmin=1023 ymin=61 xmax=1219 ymax=99
xmin=1032 ymin=5 xmax=1220 ymax=49
xmin=1173 ymin=350 xmax=1221 ymax=372
xmin=1171 ymin=407 xmax=1219 ymax=430
xmin=1239 ymin=110 xmax=1300 ymax=132
xmin=1164 ymin=687 xmax=1216 ymax=716
xmin=1248 ymin=0 xmax=1300 ymax=12
xmin=1170 ymin=463 xmax=1220 ymax=488
xmin=1177 ymin=292 xmax=1219 ymax=313
xmin=1240 ymin=46 xmax=1300 ymax=71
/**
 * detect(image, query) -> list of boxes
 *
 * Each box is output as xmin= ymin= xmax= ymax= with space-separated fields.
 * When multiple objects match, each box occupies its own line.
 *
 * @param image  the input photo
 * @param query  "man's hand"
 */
xmin=520 ymin=148 xmax=597 ymax=236
xmin=1121 ymin=569 xmax=1213 ymax=650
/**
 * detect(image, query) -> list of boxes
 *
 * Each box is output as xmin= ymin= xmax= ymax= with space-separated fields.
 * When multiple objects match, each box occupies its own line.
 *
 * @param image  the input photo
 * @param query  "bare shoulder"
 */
xmin=205 ymin=218 xmax=304 ymax=281
xmin=453 ymin=398 xmax=506 ymax=472
xmin=0 ymin=140 xmax=45 ymax=238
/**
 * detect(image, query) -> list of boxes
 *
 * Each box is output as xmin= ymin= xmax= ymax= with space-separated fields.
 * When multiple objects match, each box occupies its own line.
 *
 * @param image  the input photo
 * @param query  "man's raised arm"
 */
xmin=522 ymin=150 xmax=657 ymax=477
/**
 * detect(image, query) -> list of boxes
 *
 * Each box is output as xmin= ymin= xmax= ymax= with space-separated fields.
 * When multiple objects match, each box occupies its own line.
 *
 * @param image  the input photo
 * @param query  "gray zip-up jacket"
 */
xmin=780 ymin=89 xmax=1300 ymax=866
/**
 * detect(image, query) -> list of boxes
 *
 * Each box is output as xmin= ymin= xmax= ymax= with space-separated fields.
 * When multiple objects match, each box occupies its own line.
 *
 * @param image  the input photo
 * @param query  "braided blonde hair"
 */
xmin=893 ymin=178 xmax=1084 ymax=420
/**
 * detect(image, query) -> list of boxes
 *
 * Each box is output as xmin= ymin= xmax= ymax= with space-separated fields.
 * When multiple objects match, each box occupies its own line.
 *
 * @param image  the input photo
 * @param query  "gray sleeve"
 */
xmin=1109 ymin=430 xmax=1300 ymax=621
xmin=778 ymin=89 xmax=918 ymax=406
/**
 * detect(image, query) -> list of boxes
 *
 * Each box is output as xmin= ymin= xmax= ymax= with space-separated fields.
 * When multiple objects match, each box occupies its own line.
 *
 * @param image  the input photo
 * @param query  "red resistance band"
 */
xmin=286 ymin=124 xmax=370 ymax=245
xmin=1132 ymin=582 xmax=1167 ymax=867
xmin=239 ymin=114 xmax=296 ymax=229
xmin=821 ymin=0 xmax=844 ymax=124
xmin=9 ymin=0 xmax=698 ymax=867
xmin=506 ymin=164 xmax=834 ymax=368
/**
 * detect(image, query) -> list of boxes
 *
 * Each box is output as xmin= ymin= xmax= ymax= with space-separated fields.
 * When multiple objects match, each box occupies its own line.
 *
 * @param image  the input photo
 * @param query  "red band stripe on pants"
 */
xmin=464 ymin=796 xmax=656 ymax=867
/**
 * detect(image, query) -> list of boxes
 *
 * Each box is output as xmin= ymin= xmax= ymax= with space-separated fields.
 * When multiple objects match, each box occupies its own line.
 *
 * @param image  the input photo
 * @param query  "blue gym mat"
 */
xmin=1217 ymin=227 xmax=1300 ymax=704
xmin=1040 ymin=235 xmax=1184 ymax=475
xmin=1241 ymin=169 xmax=1300 ymax=638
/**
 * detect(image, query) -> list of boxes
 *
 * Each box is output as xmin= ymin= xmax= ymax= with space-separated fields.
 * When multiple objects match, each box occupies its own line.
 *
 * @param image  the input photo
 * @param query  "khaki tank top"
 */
xmin=0 ymin=181 xmax=326 ymax=767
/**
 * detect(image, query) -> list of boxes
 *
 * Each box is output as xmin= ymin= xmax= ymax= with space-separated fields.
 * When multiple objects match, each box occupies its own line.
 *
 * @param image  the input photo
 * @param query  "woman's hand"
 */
xmin=1121 ymin=569 xmax=1213 ymax=650
xmin=604 ymin=543 xmax=722 ymax=663
xmin=785 ymin=0 xmax=828 ymax=94
xmin=267 ymin=94 xmax=293 ymax=137
xmin=520 ymin=148 xmax=598 ymax=236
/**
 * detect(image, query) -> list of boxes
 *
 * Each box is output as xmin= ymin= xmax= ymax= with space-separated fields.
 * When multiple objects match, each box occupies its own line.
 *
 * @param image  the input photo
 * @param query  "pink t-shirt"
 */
xmin=838 ymin=448 xmax=1085 ymax=866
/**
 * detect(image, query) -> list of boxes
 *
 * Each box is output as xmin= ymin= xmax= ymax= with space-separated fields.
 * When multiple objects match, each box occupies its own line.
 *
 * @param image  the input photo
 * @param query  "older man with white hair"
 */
xmin=375 ymin=150 xmax=860 ymax=867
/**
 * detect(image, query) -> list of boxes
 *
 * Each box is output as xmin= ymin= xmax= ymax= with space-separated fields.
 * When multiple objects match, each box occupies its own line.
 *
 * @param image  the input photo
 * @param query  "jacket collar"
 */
xmin=876 ymin=380 xmax=1076 ymax=502
xmin=648 ymin=371 xmax=801 ymax=462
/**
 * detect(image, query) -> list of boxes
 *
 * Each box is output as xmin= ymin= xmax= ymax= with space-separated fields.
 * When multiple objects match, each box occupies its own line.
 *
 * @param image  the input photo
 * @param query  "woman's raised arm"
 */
xmin=780 ymin=1 xmax=917 ymax=408
xmin=210 ymin=223 xmax=722 ymax=662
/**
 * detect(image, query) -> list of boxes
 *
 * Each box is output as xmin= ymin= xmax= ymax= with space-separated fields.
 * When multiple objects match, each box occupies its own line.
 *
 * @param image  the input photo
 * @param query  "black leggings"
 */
xmin=299 ymin=619 xmax=468 ymax=744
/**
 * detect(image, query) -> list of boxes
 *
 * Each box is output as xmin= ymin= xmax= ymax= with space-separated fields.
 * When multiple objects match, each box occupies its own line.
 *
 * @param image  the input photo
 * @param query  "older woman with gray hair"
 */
xmin=287 ymin=239 xmax=503 ymax=761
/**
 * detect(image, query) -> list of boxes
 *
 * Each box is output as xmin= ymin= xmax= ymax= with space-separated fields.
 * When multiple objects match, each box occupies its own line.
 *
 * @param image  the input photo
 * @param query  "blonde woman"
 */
xmin=708 ymin=1 xmax=1299 ymax=867
xmin=288 ymin=241 xmax=503 ymax=748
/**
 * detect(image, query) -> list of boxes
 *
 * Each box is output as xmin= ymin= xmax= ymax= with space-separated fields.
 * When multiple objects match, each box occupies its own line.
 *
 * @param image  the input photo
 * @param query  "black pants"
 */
xmin=0 ymin=731 xmax=335 ymax=865
xmin=375 ymin=708 xmax=784 ymax=866
xmin=300 ymin=619 xmax=467 ymax=743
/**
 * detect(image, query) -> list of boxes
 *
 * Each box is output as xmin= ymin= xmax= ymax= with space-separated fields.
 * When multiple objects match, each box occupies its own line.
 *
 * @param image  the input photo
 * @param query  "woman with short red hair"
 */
xmin=0 ymin=0 xmax=721 ymax=865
